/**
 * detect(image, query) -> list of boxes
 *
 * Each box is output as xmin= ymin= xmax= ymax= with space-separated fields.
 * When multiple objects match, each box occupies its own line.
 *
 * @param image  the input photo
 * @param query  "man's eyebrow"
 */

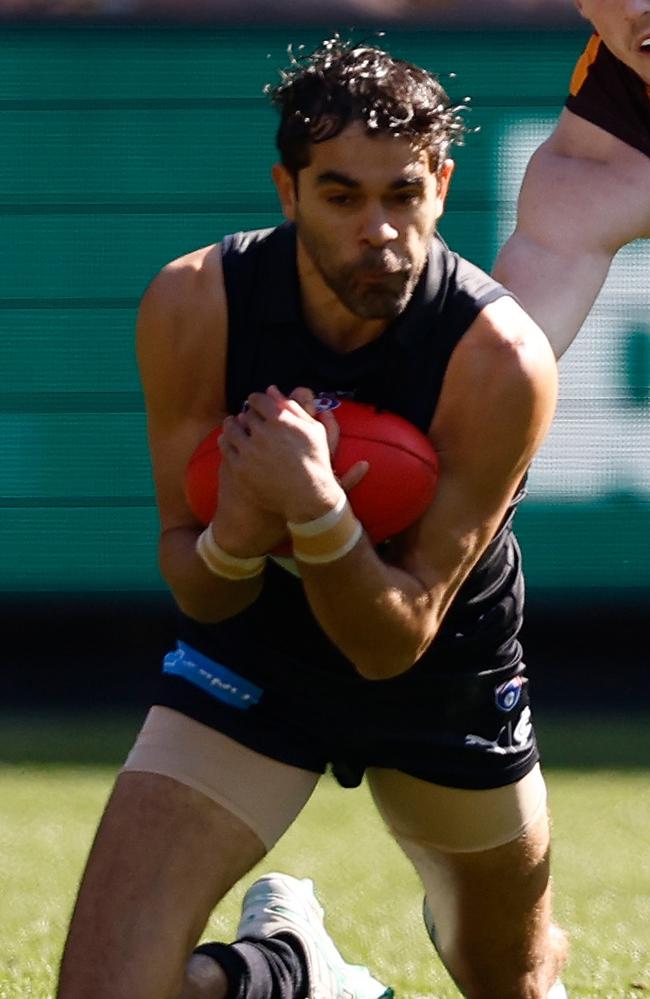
xmin=390 ymin=175 xmax=426 ymax=189
xmin=315 ymin=171 xmax=360 ymax=187
xmin=315 ymin=170 xmax=427 ymax=189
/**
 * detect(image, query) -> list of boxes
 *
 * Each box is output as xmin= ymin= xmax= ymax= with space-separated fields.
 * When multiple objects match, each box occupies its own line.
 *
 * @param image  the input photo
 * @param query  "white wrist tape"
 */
xmin=195 ymin=527 xmax=267 ymax=581
xmin=288 ymin=493 xmax=363 ymax=564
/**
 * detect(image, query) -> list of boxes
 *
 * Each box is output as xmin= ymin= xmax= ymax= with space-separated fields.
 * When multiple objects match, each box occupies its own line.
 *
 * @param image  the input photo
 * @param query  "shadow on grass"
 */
xmin=536 ymin=713 xmax=650 ymax=769
xmin=0 ymin=711 xmax=145 ymax=766
xmin=0 ymin=710 xmax=648 ymax=769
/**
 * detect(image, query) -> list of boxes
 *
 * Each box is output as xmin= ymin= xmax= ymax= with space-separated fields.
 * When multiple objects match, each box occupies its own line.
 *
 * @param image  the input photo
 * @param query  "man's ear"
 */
xmin=272 ymin=163 xmax=298 ymax=221
xmin=434 ymin=159 xmax=455 ymax=220
xmin=574 ymin=0 xmax=586 ymax=19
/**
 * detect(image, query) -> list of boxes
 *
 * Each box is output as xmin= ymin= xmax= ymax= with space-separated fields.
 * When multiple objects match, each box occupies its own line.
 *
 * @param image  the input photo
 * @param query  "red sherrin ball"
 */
xmin=184 ymin=427 xmax=225 ymax=530
xmin=331 ymin=400 xmax=438 ymax=543
xmin=184 ymin=399 xmax=439 ymax=548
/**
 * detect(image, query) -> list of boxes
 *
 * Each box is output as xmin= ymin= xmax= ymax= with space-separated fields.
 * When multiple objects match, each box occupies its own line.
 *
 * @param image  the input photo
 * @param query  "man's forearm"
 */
xmin=297 ymin=536 xmax=438 ymax=680
xmin=159 ymin=526 xmax=264 ymax=623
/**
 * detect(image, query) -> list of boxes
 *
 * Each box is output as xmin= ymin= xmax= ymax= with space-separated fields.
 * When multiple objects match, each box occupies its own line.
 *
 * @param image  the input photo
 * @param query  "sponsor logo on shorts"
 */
xmin=513 ymin=705 xmax=533 ymax=747
xmin=163 ymin=642 xmax=262 ymax=709
xmin=495 ymin=675 xmax=524 ymax=712
xmin=464 ymin=707 xmax=533 ymax=756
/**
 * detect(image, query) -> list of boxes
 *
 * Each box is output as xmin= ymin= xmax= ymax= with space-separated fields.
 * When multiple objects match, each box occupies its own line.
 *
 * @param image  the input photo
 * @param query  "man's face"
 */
xmin=576 ymin=0 xmax=650 ymax=84
xmin=273 ymin=122 xmax=453 ymax=321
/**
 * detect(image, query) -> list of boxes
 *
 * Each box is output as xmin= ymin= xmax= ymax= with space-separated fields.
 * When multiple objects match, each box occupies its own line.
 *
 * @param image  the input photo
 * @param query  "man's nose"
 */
xmin=360 ymin=205 xmax=399 ymax=246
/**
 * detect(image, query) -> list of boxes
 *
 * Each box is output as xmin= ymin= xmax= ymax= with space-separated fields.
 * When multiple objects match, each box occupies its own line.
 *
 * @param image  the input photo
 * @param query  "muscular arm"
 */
xmin=493 ymin=135 xmax=613 ymax=358
xmin=137 ymin=245 xmax=284 ymax=623
xmin=493 ymin=110 xmax=649 ymax=358
xmin=302 ymin=298 xmax=556 ymax=677
xmin=232 ymin=297 xmax=557 ymax=680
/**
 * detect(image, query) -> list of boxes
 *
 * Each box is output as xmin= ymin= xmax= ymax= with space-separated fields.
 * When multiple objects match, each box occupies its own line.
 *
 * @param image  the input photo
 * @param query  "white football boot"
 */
xmin=236 ymin=872 xmax=393 ymax=999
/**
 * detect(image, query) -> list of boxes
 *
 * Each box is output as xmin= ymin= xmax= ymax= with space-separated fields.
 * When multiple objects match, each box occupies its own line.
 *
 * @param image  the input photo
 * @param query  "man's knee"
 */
xmin=56 ymin=771 xmax=265 ymax=999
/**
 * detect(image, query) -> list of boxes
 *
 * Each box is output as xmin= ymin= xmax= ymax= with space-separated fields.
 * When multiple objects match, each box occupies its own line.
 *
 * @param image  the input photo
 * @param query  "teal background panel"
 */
xmin=1 ymin=22 xmax=647 ymax=598
xmin=1 ymin=413 xmax=151 ymax=498
xmin=0 ymin=310 xmax=139 ymax=393
xmin=0 ymin=507 xmax=160 ymax=590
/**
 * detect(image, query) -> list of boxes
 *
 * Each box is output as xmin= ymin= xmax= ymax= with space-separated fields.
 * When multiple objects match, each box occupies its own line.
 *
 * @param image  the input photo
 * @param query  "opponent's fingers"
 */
xmin=338 ymin=460 xmax=369 ymax=492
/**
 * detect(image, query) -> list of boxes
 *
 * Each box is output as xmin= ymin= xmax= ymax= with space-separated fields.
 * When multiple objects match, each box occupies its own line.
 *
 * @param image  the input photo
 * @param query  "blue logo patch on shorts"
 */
xmin=163 ymin=642 xmax=262 ymax=709
xmin=495 ymin=676 xmax=524 ymax=712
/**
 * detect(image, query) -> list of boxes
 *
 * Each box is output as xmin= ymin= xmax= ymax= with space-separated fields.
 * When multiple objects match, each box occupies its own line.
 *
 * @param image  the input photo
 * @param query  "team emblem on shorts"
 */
xmin=495 ymin=676 xmax=524 ymax=712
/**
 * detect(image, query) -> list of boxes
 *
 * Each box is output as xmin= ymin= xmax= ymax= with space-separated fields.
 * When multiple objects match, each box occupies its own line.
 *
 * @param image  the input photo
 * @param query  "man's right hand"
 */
xmin=288 ymin=387 xmax=368 ymax=493
xmin=211 ymin=428 xmax=290 ymax=556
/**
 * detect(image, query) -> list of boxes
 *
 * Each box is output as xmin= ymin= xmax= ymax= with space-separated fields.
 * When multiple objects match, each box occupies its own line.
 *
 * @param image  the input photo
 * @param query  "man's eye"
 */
xmin=326 ymin=194 xmax=354 ymax=206
xmin=393 ymin=191 xmax=421 ymax=205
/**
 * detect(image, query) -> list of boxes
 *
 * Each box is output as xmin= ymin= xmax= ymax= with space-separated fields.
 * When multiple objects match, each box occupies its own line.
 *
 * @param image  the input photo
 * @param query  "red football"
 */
xmin=185 ymin=427 xmax=226 ymax=529
xmin=331 ymin=400 xmax=439 ymax=543
xmin=184 ymin=399 xmax=439 ymax=550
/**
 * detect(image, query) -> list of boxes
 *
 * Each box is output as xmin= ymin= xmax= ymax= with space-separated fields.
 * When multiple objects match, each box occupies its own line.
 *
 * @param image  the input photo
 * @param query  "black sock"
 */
xmin=193 ymin=935 xmax=309 ymax=999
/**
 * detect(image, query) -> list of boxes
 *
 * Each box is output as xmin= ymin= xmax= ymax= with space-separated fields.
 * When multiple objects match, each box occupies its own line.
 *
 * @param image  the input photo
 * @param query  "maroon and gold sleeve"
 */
xmin=565 ymin=34 xmax=650 ymax=158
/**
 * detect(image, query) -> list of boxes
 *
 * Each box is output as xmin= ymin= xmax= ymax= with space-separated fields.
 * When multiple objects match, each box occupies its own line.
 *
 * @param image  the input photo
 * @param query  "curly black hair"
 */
xmin=265 ymin=36 xmax=467 ymax=177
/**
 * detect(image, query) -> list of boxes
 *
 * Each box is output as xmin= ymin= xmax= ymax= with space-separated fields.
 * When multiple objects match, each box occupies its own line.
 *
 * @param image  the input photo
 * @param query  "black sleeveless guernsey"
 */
xmin=160 ymin=223 xmax=538 ymax=790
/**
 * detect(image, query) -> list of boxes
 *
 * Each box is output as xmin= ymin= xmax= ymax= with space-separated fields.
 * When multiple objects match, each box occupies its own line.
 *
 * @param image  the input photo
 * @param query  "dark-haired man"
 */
xmin=57 ymin=40 xmax=567 ymax=999
xmin=493 ymin=0 xmax=650 ymax=357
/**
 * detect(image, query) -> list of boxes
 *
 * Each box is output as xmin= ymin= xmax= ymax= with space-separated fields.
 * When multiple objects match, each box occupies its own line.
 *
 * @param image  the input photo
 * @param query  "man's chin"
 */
xmin=338 ymin=279 xmax=414 ymax=320
xmin=338 ymin=298 xmax=396 ymax=320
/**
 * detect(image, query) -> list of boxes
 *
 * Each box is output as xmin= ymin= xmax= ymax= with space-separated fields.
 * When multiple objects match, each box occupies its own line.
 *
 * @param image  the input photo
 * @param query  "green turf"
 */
xmin=0 ymin=713 xmax=648 ymax=998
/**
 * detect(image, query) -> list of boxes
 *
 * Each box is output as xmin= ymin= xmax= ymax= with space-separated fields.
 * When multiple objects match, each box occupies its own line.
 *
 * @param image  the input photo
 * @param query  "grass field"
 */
xmin=0 ymin=711 xmax=649 ymax=999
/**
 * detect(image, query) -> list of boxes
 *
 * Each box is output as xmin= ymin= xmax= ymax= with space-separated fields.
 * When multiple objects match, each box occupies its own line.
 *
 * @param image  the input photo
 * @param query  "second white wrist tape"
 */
xmin=288 ymin=493 xmax=363 ymax=564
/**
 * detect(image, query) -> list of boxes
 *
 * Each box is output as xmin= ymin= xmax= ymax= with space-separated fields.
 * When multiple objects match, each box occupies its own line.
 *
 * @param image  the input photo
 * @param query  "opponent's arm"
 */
xmin=136 ymin=245 xmax=286 ymax=623
xmin=227 ymin=296 xmax=557 ymax=679
xmin=493 ymin=126 xmax=617 ymax=359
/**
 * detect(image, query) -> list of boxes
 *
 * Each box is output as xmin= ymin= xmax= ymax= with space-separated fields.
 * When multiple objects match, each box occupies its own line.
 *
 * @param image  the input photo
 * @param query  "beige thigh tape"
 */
xmin=121 ymin=706 xmax=320 ymax=851
xmin=367 ymin=763 xmax=547 ymax=854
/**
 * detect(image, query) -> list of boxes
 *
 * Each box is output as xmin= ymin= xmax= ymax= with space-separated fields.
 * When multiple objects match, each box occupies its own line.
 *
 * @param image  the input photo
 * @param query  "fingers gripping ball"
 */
xmin=331 ymin=400 xmax=439 ymax=543
xmin=185 ymin=429 xmax=295 ymax=555
xmin=184 ymin=399 xmax=439 ymax=547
